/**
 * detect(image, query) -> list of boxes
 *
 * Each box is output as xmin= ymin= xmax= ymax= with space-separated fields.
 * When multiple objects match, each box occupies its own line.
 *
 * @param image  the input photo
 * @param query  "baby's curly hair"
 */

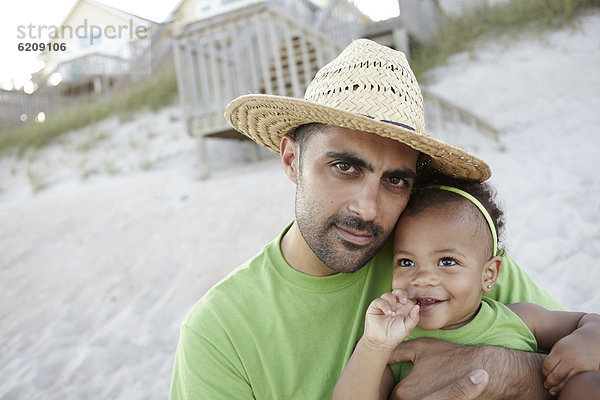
xmin=404 ymin=171 xmax=506 ymax=257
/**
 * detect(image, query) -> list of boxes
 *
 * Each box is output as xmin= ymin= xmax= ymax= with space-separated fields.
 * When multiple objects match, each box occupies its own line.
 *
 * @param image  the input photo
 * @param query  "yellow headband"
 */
xmin=425 ymin=185 xmax=498 ymax=257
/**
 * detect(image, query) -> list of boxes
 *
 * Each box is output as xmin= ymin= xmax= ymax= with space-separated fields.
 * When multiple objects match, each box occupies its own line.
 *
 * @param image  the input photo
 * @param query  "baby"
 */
xmin=333 ymin=180 xmax=600 ymax=400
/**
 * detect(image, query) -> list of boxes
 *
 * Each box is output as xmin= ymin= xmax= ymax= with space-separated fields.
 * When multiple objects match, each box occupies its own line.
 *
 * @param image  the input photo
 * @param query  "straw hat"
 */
xmin=224 ymin=39 xmax=491 ymax=181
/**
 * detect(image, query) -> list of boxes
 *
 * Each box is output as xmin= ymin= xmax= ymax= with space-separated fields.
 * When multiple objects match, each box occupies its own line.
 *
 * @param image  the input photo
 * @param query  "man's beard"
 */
xmin=295 ymin=190 xmax=386 ymax=274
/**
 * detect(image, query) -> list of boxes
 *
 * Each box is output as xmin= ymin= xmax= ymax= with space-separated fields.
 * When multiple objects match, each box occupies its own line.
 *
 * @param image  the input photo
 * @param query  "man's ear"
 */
xmin=481 ymin=256 xmax=502 ymax=293
xmin=280 ymin=134 xmax=299 ymax=184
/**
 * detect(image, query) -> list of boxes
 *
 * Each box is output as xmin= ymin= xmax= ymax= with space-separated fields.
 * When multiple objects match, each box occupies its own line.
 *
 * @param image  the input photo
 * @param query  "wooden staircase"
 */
xmin=173 ymin=1 xmax=356 ymax=178
xmin=173 ymin=0 xmax=501 ymax=179
xmin=261 ymin=36 xmax=320 ymax=98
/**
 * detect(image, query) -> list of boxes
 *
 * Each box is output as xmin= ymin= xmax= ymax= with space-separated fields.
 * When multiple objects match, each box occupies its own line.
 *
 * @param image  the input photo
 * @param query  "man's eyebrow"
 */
xmin=324 ymin=151 xmax=373 ymax=172
xmin=324 ymin=151 xmax=417 ymax=179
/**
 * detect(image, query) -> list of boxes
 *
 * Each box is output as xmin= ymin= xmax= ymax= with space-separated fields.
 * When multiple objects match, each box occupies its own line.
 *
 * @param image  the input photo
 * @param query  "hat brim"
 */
xmin=225 ymin=94 xmax=491 ymax=181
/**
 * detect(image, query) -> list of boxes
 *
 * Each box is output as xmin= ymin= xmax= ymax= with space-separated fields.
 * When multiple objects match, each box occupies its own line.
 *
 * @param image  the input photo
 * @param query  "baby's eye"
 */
xmin=397 ymin=258 xmax=414 ymax=267
xmin=438 ymin=258 xmax=457 ymax=267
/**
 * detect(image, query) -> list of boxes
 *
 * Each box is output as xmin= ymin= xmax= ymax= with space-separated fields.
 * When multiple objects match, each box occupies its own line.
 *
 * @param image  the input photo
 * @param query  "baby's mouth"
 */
xmin=413 ymin=297 xmax=446 ymax=312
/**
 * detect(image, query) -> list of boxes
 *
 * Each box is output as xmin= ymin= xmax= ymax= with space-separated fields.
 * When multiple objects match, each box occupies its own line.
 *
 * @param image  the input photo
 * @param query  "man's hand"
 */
xmin=390 ymin=339 xmax=487 ymax=400
xmin=389 ymin=338 xmax=551 ymax=400
xmin=418 ymin=370 xmax=489 ymax=400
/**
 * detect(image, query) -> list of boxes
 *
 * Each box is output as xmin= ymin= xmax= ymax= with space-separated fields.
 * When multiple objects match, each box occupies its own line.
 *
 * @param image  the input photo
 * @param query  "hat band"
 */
xmin=358 ymin=114 xmax=416 ymax=132
xmin=425 ymin=185 xmax=498 ymax=257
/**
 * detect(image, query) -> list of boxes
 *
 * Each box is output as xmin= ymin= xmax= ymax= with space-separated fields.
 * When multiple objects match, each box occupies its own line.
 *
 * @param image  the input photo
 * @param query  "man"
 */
xmin=170 ymin=39 xmax=563 ymax=399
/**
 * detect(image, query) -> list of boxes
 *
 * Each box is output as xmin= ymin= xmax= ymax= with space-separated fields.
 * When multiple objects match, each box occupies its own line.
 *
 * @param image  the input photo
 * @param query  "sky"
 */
xmin=0 ymin=0 xmax=399 ymax=89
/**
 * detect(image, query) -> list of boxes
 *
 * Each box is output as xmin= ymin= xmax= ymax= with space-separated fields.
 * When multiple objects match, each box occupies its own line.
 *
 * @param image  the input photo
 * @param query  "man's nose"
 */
xmin=347 ymin=179 xmax=379 ymax=221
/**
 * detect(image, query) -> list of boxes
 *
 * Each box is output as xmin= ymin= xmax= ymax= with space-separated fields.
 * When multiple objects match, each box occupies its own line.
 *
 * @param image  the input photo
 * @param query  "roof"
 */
xmin=59 ymin=0 xmax=161 ymax=29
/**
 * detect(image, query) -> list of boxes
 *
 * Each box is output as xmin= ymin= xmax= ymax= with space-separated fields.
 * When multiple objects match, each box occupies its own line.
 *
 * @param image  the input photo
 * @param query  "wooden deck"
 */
xmin=173 ymin=0 xmax=501 ymax=179
xmin=172 ymin=0 xmax=364 ymax=178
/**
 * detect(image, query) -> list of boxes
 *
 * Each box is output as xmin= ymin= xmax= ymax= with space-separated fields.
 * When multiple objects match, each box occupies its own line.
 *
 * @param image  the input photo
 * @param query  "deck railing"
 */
xmin=173 ymin=0 xmax=364 ymax=139
xmin=422 ymin=88 xmax=501 ymax=147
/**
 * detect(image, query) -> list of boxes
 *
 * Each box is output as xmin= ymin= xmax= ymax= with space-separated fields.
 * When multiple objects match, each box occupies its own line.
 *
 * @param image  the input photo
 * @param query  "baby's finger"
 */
xmin=369 ymin=298 xmax=396 ymax=318
xmin=548 ymin=381 xmax=565 ymax=397
xmin=541 ymin=352 xmax=560 ymax=377
xmin=547 ymin=369 xmax=579 ymax=397
xmin=404 ymin=304 xmax=420 ymax=331
xmin=392 ymin=288 xmax=409 ymax=305
xmin=380 ymin=292 xmax=401 ymax=313
xmin=380 ymin=291 xmax=399 ymax=307
xmin=543 ymin=361 xmax=571 ymax=390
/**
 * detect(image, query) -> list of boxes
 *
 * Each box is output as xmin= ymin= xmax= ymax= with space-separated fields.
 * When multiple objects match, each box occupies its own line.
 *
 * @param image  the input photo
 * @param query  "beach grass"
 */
xmin=409 ymin=0 xmax=600 ymax=79
xmin=0 ymin=68 xmax=178 ymax=156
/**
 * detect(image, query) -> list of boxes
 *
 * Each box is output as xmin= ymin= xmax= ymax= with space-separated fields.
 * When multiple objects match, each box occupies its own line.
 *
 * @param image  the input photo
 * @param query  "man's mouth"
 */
xmin=333 ymin=224 xmax=374 ymax=246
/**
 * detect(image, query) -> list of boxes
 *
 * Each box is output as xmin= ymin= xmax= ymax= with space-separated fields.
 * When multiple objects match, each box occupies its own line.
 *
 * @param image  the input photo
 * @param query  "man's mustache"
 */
xmin=330 ymin=214 xmax=383 ymax=237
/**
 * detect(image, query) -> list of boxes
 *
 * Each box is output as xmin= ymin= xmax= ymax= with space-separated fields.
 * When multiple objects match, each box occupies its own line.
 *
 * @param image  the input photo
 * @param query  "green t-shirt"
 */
xmin=169 ymin=223 xmax=564 ymax=400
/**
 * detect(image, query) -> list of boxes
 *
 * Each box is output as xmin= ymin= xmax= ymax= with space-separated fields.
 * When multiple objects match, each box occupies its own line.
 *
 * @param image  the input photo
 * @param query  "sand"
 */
xmin=0 ymin=11 xmax=598 ymax=400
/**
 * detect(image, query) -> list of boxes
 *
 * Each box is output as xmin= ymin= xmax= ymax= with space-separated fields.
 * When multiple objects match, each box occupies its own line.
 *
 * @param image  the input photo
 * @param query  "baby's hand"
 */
xmin=363 ymin=289 xmax=420 ymax=351
xmin=542 ymin=329 xmax=600 ymax=395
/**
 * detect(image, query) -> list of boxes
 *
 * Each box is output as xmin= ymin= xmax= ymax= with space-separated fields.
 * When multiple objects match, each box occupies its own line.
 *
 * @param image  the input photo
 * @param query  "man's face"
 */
xmin=294 ymin=126 xmax=419 ymax=274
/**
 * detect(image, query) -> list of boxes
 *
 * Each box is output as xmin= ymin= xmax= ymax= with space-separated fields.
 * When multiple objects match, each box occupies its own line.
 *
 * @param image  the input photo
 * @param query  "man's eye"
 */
xmin=439 ymin=258 xmax=457 ymax=267
xmin=388 ymin=176 xmax=407 ymax=187
xmin=334 ymin=162 xmax=355 ymax=173
xmin=398 ymin=258 xmax=414 ymax=267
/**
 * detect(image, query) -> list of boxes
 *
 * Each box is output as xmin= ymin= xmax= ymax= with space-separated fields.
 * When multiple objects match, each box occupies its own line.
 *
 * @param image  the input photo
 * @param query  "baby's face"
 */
xmin=393 ymin=202 xmax=490 ymax=330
